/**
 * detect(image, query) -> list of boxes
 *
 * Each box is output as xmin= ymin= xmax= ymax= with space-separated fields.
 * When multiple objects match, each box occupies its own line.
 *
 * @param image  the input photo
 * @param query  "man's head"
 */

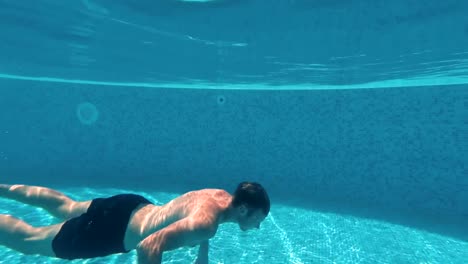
xmin=231 ymin=182 xmax=270 ymax=231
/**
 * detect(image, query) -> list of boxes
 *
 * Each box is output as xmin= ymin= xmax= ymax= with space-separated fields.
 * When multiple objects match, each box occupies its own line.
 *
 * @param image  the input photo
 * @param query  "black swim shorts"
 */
xmin=52 ymin=193 xmax=152 ymax=260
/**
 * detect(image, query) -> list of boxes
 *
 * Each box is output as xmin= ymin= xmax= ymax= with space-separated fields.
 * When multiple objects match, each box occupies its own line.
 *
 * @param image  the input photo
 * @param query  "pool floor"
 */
xmin=0 ymin=187 xmax=466 ymax=263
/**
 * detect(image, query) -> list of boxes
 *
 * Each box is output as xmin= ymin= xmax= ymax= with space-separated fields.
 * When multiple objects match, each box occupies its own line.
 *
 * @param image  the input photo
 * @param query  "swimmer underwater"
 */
xmin=0 ymin=182 xmax=270 ymax=263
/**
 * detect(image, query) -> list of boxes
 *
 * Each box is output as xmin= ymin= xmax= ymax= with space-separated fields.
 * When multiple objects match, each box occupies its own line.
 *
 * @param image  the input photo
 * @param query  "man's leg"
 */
xmin=0 ymin=214 xmax=62 ymax=257
xmin=0 ymin=184 xmax=91 ymax=220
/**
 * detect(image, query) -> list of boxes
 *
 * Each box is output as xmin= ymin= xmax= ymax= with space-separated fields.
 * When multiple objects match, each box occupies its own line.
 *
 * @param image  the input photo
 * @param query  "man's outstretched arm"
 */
xmin=136 ymin=217 xmax=217 ymax=264
xmin=195 ymin=240 xmax=209 ymax=264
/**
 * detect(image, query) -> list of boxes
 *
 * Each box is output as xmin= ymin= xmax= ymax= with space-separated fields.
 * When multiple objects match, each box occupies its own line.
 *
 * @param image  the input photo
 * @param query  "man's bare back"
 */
xmin=0 ymin=183 xmax=270 ymax=263
xmin=125 ymin=189 xmax=231 ymax=250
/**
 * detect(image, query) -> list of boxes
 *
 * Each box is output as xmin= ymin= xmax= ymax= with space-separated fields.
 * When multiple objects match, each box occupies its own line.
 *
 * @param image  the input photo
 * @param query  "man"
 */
xmin=0 ymin=182 xmax=270 ymax=263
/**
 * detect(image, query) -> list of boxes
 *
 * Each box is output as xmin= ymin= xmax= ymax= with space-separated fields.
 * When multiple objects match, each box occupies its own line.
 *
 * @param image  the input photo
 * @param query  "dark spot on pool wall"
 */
xmin=76 ymin=102 xmax=99 ymax=125
xmin=217 ymin=95 xmax=226 ymax=105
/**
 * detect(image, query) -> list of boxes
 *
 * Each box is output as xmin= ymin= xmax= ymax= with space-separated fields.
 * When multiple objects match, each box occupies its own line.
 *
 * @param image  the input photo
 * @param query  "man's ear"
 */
xmin=239 ymin=204 xmax=248 ymax=216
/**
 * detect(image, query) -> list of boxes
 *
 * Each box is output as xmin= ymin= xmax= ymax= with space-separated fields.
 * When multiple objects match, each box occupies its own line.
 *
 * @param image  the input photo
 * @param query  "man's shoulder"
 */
xmin=181 ymin=188 xmax=229 ymax=200
xmin=191 ymin=188 xmax=229 ymax=196
xmin=192 ymin=190 xmax=230 ymax=218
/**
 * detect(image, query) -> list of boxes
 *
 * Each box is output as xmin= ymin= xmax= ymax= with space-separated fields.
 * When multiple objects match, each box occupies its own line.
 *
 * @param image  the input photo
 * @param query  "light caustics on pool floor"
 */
xmin=1 ymin=72 xmax=468 ymax=91
xmin=0 ymin=188 xmax=467 ymax=264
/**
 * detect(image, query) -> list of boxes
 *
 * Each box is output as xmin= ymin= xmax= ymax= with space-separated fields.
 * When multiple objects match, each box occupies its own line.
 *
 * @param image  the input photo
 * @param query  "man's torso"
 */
xmin=124 ymin=189 xmax=231 ymax=250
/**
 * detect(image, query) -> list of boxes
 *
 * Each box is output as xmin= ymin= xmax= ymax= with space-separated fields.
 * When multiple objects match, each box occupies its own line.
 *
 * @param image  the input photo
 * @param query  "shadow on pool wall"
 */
xmin=0 ymin=81 xmax=467 ymax=241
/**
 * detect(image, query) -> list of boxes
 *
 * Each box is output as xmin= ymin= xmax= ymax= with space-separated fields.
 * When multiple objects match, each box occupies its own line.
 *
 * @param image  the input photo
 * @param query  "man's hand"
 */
xmin=137 ymin=238 xmax=163 ymax=264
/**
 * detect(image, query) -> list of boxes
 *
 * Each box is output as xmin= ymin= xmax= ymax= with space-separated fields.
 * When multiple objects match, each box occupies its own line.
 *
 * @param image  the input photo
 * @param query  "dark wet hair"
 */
xmin=232 ymin=182 xmax=270 ymax=215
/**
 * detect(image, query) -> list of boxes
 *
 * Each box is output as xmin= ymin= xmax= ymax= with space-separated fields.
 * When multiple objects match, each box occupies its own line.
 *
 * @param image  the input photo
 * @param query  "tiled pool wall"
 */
xmin=1 ymin=82 xmax=466 ymax=220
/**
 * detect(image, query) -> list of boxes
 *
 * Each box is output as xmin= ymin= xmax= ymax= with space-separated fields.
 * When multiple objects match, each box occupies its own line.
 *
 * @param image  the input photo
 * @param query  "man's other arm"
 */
xmin=136 ymin=217 xmax=217 ymax=264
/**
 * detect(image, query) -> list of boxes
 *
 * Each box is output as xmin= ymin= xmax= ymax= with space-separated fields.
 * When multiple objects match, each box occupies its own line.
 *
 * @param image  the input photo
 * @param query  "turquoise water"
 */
xmin=1 ymin=0 xmax=467 ymax=263
xmin=1 ymin=1 xmax=468 ymax=88
xmin=1 ymin=187 xmax=467 ymax=263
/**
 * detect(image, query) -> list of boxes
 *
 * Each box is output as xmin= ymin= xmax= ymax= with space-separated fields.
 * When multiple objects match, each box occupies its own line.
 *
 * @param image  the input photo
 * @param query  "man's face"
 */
xmin=239 ymin=209 xmax=267 ymax=231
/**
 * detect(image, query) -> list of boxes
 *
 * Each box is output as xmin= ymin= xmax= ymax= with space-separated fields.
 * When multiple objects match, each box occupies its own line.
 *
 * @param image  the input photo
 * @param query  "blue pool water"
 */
xmin=1 ymin=0 xmax=468 ymax=263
